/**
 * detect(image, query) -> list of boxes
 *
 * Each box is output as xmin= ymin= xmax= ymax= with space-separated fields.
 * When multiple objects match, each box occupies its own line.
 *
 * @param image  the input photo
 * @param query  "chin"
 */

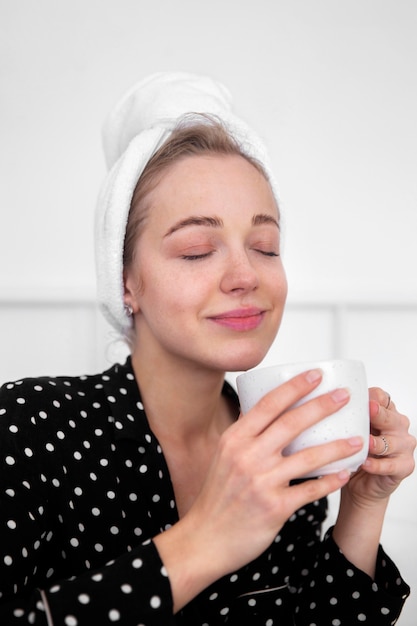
xmin=222 ymin=346 xmax=271 ymax=373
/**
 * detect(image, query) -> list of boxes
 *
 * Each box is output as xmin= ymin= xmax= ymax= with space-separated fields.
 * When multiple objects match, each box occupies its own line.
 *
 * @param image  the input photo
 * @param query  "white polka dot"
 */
xmin=121 ymin=584 xmax=132 ymax=593
xmin=150 ymin=596 xmax=161 ymax=609
xmin=109 ymin=609 xmax=120 ymax=621
xmin=132 ymin=558 xmax=143 ymax=569
xmin=91 ymin=573 xmax=103 ymax=582
xmin=64 ymin=617 xmax=77 ymax=626
xmin=78 ymin=594 xmax=90 ymax=604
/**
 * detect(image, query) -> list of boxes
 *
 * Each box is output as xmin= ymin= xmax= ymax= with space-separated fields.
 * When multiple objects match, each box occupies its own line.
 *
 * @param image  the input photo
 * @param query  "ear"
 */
xmin=123 ymin=267 xmax=142 ymax=315
xmin=123 ymin=268 xmax=137 ymax=314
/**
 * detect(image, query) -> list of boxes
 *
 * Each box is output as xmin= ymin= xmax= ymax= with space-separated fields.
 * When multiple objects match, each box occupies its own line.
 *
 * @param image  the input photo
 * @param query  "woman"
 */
xmin=0 ymin=72 xmax=415 ymax=625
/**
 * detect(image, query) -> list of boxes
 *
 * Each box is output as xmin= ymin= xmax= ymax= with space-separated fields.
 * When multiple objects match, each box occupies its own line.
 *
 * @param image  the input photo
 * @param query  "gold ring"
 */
xmin=376 ymin=435 xmax=389 ymax=456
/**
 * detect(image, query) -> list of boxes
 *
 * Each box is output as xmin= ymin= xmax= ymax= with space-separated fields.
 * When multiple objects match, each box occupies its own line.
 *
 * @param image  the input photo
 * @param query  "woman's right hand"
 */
xmin=153 ymin=369 xmax=364 ymax=612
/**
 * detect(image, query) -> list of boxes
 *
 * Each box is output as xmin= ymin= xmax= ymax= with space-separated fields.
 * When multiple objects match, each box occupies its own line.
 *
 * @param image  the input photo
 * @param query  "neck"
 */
xmin=130 ymin=349 xmax=238 ymax=446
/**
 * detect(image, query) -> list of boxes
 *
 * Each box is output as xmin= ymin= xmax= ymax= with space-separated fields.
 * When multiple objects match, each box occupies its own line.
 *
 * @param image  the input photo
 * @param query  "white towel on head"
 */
xmin=95 ymin=71 xmax=279 ymax=337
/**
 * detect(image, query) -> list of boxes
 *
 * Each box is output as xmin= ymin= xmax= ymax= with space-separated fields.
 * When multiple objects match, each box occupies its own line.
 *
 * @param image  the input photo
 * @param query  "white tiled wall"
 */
xmin=1 ymin=294 xmax=416 ymax=624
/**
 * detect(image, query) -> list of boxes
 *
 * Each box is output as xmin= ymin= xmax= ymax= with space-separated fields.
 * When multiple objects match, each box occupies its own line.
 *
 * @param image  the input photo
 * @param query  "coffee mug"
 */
xmin=236 ymin=359 xmax=370 ymax=478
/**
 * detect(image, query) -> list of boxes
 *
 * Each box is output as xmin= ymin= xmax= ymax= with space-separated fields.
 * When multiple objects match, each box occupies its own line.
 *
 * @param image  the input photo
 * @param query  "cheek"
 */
xmin=138 ymin=270 xmax=198 ymax=319
xmin=264 ymin=265 xmax=287 ymax=301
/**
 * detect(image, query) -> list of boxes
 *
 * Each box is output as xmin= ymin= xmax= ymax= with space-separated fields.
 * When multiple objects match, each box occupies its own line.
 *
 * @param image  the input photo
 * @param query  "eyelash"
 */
xmin=181 ymin=250 xmax=279 ymax=261
xmin=181 ymin=253 xmax=212 ymax=261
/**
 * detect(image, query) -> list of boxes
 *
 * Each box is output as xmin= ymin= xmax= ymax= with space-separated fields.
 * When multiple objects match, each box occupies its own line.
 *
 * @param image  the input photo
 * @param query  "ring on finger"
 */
xmin=385 ymin=394 xmax=391 ymax=409
xmin=376 ymin=435 xmax=389 ymax=456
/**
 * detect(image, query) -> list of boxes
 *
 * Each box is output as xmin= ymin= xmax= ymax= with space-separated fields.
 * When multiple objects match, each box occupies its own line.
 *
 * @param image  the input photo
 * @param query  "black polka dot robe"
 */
xmin=0 ymin=358 xmax=410 ymax=625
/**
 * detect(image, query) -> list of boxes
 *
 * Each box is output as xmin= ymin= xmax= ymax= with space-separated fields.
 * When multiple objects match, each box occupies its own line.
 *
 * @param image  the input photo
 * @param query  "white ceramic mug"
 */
xmin=236 ymin=359 xmax=370 ymax=478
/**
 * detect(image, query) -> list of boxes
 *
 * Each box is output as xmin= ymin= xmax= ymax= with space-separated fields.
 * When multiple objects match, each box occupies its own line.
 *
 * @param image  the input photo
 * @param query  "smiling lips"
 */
xmin=209 ymin=308 xmax=266 ymax=331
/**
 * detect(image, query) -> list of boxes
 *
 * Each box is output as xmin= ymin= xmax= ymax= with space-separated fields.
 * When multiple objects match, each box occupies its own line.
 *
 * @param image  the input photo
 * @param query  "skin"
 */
xmin=124 ymin=154 xmax=416 ymax=613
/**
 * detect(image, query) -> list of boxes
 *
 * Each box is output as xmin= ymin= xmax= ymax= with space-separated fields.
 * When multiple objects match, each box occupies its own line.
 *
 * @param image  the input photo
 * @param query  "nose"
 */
xmin=220 ymin=250 xmax=259 ymax=294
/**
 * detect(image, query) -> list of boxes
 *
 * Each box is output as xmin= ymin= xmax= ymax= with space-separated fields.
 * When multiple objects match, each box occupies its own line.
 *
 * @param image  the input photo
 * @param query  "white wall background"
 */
xmin=1 ymin=1 xmax=416 ymax=623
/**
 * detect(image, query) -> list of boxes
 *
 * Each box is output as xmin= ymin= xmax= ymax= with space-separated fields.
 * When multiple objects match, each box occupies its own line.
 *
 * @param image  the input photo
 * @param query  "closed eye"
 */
xmin=254 ymin=249 xmax=280 ymax=257
xmin=181 ymin=252 xmax=213 ymax=261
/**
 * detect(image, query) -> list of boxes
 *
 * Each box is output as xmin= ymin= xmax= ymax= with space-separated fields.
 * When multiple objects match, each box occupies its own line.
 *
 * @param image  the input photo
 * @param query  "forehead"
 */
xmin=146 ymin=153 xmax=278 ymax=220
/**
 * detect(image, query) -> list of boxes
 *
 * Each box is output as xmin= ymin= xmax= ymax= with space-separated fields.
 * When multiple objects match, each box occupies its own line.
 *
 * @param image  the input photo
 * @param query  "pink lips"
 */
xmin=209 ymin=308 xmax=265 ymax=331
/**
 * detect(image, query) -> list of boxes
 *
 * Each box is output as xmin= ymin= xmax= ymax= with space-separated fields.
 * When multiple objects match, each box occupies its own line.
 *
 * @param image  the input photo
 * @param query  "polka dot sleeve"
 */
xmin=291 ymin=526 xmax=410 ymax=624
xmin=42 ymin=540 xmax=174 ymax=626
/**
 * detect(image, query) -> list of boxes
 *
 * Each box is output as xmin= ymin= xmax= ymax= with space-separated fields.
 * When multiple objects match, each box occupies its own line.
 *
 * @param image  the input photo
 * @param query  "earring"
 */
xmin=124 ymin=304 xmax=134 ymax=318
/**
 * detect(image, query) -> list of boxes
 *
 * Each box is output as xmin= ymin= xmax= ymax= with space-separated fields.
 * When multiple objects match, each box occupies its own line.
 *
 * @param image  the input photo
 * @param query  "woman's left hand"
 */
xmin=345 ymin=388 xmax=416 ymax=505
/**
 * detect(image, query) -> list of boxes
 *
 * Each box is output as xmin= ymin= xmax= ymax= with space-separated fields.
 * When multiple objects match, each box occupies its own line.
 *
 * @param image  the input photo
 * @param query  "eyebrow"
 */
xmin=252 ymin=213 xmax=280 ymax=229
xmin=164 ymin=213 xmax=279 ymax=238
xmin=164 ymin=216 xmax=223 ymax=237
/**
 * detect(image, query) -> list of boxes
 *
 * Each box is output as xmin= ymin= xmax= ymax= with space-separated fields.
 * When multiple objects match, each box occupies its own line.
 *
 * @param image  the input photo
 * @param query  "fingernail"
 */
xmin=338 ymin=469 xmax=351 ymax=481
xmin=305 ymin=369 xmax=322 ymax=383
xmin=347 ymin=436 xmax=363 ymax=448
xmin=331 ymin=388 xmax=350 ymax=403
